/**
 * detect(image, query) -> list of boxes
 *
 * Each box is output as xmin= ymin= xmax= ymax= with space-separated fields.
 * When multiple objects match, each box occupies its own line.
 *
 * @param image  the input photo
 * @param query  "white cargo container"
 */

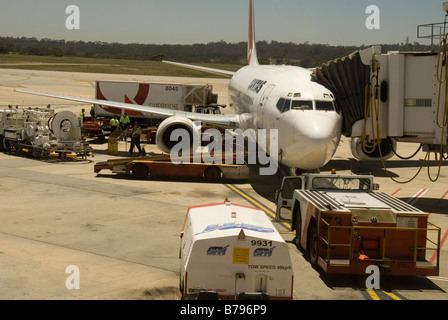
xmin=94 ymin=81 xmax=222 ymax=118
xmin=179 ymin=200 xmax=294 ymax=300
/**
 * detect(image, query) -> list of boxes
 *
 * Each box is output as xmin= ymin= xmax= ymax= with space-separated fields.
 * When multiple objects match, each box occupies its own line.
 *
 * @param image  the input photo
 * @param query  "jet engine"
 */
xmin=155 ymin=116 xmax=201 ymax=154
xmin=350 ymin=137 xmax=396 ymax=161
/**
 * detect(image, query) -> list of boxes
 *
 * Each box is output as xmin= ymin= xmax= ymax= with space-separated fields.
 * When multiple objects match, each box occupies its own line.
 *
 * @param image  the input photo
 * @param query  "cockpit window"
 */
xmin=276 ymin=98 xmax=292 ymax=113
xmin=282 ymin=99 xmax=291 ymax=112
xmin=276 ymin=99 xmax=285 ymax=112
xmin=278 ymin=99 xmax=334 ymax=112
xmin=315 ymin=101 xmax=335 ymax=111
xmin=291 ymin=100 xmax=313 ymax=111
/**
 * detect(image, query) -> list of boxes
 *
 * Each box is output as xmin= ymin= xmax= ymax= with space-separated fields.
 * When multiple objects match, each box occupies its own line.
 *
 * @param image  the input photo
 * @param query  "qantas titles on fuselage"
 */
xmin=248 ymin=79 xmax=268 ymax=94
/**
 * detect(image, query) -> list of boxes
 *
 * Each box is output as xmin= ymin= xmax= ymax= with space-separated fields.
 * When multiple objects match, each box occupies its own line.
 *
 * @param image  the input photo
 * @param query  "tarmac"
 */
xmin=0 ymin=69 xmax=447 ymax=300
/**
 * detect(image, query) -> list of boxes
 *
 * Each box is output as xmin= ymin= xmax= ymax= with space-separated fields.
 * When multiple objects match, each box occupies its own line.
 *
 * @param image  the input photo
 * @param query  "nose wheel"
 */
xmin=289 ymin=167 xmax=320 ymax=176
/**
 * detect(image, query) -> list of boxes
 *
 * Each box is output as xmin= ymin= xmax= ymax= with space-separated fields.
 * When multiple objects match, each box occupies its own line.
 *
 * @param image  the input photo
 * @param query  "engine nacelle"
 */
xmin=350 ymin=137 xmax=396 ymax=161
xmin=155 ymin=116 xmax=201 ymax=154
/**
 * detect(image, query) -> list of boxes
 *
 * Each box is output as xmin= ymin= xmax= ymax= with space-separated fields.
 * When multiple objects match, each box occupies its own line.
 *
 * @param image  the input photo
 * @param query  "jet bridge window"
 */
xmin=311 ymin=177 xmax=371 ymax=191
xmin=315 ymin=101 xmax=335 ymax=111
xmin=291 ymin=100 xmax=313 ymax=111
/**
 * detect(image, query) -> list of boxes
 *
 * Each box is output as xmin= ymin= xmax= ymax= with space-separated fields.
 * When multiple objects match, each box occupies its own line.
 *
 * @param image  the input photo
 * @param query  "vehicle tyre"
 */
xmin=23 ymin=140 xmax=34 ymax=158
xmin=3 ymin=139 xmax=12 ymax=153
xmin=204 ymin=166 xmax=222 ymax=182
xmin=132 ymin=163 xmax=149 ymax=179
xmin=308 ymin=221 xmax=320 ymax=269
xmin=293 ymin=206 xmax=302 ymax=250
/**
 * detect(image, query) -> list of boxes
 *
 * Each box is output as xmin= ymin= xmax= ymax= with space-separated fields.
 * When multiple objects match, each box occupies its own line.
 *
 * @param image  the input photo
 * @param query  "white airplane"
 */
xmin=15 ymin=0 xmax=343 ymax=173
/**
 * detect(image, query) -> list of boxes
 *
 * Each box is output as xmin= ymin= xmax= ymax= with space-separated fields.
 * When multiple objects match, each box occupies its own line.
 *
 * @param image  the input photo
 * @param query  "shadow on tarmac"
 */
xmin=286 ymin=238 xmax=446 ymax=295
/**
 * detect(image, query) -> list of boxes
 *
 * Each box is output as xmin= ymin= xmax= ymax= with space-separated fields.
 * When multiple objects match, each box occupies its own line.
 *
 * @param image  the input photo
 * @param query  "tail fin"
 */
xmin=247 ymin=0 xmax=259 ymax=66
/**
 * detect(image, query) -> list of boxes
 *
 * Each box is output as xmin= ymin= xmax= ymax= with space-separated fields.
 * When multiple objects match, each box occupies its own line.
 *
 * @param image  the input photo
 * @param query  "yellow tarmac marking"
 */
xmin=366 ymin=289 xmax=381 ymax=300
xmin=366 ymin=288 xmax=403 ymax=300
xmin=225 ymin=183 xmax=292 ymax=231
xmin=382 ymin=290 xmax=402 ymax=300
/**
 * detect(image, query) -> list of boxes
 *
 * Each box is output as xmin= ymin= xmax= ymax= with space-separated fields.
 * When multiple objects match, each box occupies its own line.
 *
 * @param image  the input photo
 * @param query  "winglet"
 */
xmin=247 ymin=0 xmax=259 ymax=66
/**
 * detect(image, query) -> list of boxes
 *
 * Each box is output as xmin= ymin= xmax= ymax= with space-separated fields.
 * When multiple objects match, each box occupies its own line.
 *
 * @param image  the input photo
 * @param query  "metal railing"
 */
xmin=418 ymin=22 xmax=447 ymax=46
xmin=320 ymin=218 xmax=441 ymax=269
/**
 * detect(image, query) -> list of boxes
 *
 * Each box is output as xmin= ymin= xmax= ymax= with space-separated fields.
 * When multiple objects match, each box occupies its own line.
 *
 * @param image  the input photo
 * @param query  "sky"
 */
xmin=0 ymin=0 xmax=446 ymax=46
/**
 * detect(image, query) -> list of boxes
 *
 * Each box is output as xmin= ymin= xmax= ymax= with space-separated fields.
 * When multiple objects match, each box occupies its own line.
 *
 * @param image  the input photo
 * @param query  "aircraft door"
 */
xmin=257 ymin=84 xmax=275 ymax=129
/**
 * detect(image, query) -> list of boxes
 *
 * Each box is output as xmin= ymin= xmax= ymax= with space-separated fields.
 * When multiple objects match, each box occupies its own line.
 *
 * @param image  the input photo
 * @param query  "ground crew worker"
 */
xmin=110 ymin=117 xmax=119 ymax=134
xmin=80 ymin=108 xmax=85 ymax=119
xmin=90 ymin=104 xmax=95 ymax=119
xmin=120 ymin=112 xmax=131 ymax=140
xmin=129 ymin=121 xmax=143 ymax=156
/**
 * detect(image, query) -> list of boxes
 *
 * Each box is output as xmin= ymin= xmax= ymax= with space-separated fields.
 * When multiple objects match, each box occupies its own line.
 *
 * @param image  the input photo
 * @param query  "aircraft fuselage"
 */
xmin=229 ymin=65 xmax=342 ymax=170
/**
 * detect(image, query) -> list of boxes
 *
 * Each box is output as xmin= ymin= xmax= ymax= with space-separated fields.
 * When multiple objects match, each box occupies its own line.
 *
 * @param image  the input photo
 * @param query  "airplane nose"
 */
xmin=293 ymin=113 xmax=340 ymax=143
xmin=289 ymin=113 xmax=342 ymax=169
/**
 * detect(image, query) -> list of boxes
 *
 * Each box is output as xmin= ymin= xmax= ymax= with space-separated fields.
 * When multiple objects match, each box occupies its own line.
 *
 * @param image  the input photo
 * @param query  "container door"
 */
xmin=235 ymin=273 xmax=246 ymax=298
xmin=255 ymin=274 xmax=267 ymax=293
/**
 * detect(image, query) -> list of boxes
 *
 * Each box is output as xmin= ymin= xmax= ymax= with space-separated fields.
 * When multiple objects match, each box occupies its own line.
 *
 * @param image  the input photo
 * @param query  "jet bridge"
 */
xmin=311 ymin=46 xmax=448 ymax=166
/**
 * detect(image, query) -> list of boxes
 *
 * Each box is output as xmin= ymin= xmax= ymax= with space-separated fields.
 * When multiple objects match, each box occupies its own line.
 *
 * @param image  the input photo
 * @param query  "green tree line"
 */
xmin=0 ymin=36 xmax=436 ymax=68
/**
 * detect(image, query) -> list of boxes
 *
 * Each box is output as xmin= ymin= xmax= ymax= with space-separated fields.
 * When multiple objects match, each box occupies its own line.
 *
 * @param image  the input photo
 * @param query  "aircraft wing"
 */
xmin=14 ymin=89 xmax=243 ymax=128
xmin=163 ymin=60 xmax=236 ymax=77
